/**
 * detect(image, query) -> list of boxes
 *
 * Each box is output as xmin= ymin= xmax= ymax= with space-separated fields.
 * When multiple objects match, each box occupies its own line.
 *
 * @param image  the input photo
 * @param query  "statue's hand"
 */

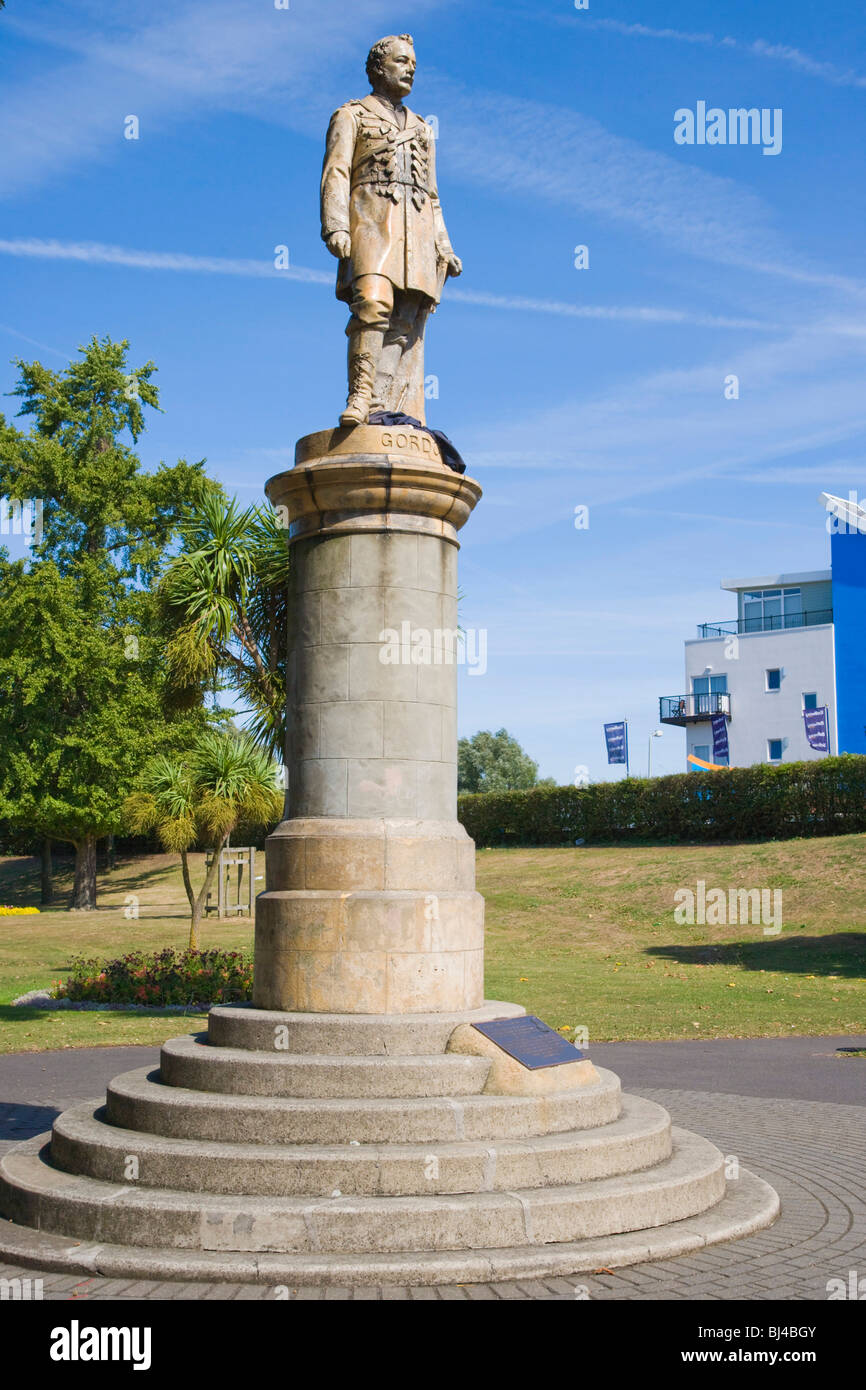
xmin=327 ymin=232 xmax=351 ymax=260
xmin=445 ymin=253 xmax=462 ymax=279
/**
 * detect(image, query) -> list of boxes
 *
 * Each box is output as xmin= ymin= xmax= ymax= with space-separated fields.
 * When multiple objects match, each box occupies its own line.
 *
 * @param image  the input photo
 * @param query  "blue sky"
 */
xmin=2 ymin=0 xmax=864 ymax=781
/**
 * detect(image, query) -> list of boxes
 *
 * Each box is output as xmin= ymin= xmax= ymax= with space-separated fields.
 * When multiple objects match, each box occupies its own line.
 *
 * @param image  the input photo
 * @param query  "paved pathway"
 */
xmin=1 ymin=1037 xmax=864 ymax=1300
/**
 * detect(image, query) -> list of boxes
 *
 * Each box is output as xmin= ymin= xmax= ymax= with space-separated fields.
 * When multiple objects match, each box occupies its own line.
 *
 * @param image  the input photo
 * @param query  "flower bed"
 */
xmin=0 ymin=906 xmax=40 ymax=916
xmin=55 ymin=948 xmax=253 ymax=1007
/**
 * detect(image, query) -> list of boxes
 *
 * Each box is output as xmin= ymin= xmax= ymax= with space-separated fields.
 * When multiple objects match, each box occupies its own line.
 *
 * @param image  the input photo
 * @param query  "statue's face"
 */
xmin=377 ymin=40 xmax=416 ymax=98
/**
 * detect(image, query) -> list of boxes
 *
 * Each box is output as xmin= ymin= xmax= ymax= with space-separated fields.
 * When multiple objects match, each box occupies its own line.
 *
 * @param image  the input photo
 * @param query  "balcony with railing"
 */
xmin=659 ymin=692 xmax=732 ymax=727
xmin=697 ymin=609 xmax=833 ymax=639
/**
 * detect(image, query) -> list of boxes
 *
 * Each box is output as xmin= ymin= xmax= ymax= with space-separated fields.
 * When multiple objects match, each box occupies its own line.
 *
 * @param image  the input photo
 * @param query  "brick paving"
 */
xmin=1 ymin=1081 xmax=864 ymax=1300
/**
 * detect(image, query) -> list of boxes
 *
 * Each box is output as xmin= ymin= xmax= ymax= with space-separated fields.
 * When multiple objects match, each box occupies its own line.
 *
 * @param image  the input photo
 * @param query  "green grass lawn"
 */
xmin=0 ymin=852 xmax=253 ymax=1053
xmin=1 ymin=836 xmax=864 ymax=1052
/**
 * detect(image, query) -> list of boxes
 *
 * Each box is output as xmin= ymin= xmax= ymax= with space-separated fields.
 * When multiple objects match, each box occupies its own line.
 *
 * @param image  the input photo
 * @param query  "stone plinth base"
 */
xmin=255 ymin=817 xmax=484 ymax=1012
xmin=254 ymin=888 xmax=484 ymax=1014
xmin=0 ymin=1003 xmax=780 ymax=1284
xmin=258 ymin=429 xmax=485 ymax=1014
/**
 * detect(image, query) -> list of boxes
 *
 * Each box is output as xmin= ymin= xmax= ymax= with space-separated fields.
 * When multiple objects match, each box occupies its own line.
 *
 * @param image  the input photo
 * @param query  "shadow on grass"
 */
xmin=646 ymin=932 xmax=866 ymax=979
xmin=0 ymin=1005 xmax=210 ymax=1027
xmin=0 ymin=854 xmax=188 ymax=909
xmin=0 ymin=855 xmax=65 ymax=907
xmin=0 ymin=850 xmax=205 ymax=906
xmin=94 ymin=860 xmax=189 ymax=897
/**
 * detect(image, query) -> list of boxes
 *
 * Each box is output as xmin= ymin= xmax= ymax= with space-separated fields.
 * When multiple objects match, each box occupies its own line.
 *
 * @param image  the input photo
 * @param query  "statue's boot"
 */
xmin=341 ymin=329 xmax=384 ymax=426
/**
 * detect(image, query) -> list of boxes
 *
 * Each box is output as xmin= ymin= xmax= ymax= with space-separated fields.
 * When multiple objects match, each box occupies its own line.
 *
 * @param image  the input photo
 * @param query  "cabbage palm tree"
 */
xmin=125 ymin=729 xmax=283 ymax=948
xmin=159 ymin=493 xmax=288 ymax=759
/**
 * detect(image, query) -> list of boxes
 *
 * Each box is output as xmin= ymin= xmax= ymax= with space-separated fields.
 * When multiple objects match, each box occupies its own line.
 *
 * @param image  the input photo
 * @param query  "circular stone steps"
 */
xmin=206 ymin=1001 xmax=525 ymax=1054
xmin=0 ymin=1128 xmax=725 ymax=1254
xmin=0 ymin=1165 xmax=781 ymax=1286
xmin=49 ymin=1094 xmax=672 ymax=1197
xmin=158 ymin=1035 xmax=492 ymax=1099
xmin=0 ymin=1001 xmax=780 ymax=1284
xmin=105 ymin=1066 xmax=623 ymax=1145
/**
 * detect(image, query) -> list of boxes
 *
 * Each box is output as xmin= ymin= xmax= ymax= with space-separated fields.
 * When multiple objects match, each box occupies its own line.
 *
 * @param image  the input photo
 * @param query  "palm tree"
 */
xmin=124 ymin=729 xmax=283 ymax=948
xmin=159 ymin=493 xmax=288 ymax=759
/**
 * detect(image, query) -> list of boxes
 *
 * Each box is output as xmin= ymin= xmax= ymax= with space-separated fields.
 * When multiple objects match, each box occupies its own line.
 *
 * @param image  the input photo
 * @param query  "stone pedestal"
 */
xmin=255 ymin=426 xmax=484 ymax=1014
xmin=0 ymin=422 xmax=780 ymax=1286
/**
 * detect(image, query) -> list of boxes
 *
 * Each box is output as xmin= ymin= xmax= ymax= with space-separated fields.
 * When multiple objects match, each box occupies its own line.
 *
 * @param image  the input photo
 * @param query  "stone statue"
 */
xmin=321 ymin=33 xmax=462 ymax=427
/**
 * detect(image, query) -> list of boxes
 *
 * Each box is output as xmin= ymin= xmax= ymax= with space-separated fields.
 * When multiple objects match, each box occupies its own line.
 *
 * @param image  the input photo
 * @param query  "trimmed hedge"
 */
xmin=457 ymin=755 xmax=866 ymax=847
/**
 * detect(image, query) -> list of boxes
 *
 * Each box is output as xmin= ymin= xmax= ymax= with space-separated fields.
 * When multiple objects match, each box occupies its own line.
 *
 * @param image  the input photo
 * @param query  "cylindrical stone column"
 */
xmin=254 ymin=424 xmax=484 ymax=1013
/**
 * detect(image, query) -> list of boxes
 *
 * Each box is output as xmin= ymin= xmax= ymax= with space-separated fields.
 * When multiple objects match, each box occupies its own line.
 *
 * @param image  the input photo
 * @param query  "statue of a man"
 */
xmin=321 ymin=34 xmax=462 ymax=427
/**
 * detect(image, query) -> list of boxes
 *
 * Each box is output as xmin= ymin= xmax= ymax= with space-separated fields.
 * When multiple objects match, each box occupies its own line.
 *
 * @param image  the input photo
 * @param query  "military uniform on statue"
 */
xmin=320 ymin=34 xmax=462 ymax=426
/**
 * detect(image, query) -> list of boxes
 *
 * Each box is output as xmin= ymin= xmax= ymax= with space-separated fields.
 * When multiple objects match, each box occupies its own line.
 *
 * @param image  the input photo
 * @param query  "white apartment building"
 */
xmin=660 ymin=571 xmax=836 ymax=768
xmin=659 ymin=495 xmax=866 ymax=770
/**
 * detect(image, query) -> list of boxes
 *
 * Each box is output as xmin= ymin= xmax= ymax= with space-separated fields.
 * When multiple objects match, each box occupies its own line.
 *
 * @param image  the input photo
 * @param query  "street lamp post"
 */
xmin=648 ymin=729 xmax=663 ymax=777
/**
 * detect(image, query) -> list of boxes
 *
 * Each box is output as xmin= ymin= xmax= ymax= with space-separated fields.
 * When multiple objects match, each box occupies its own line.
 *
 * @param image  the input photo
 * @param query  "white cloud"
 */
xmin=449 ymin=287 xmax=771 ymax=331
xmin=0 ymin=237 xmax=774 ymax=331
xmin=588 ymin=18 xmax=866 ymax=89
xmin=0 ymin=322 xmax=69 ymax=360
xmin=0 ymin=0 xmax=451 ymax=197
xmin=0 ymin=237 xmax=332 ymax=283
xmin=454 ymin=320 xmax=866 ymax=546
xmin=725 ymin=461 xmax=866 ymax=485
xmin=620 ymin=507 xmax=815 ymax=532
xmin=423 ymin=75 xmax=866 ymax=295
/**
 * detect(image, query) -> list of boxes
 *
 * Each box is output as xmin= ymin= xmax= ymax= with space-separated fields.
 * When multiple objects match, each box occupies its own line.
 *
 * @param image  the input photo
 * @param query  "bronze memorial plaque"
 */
xmin=472 ymin=1016 xmax=586 ymax=1069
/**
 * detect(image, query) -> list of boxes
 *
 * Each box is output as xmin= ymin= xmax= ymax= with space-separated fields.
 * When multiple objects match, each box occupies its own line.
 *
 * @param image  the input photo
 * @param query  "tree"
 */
xmin=124 ymin=729 xmax=283 ymax=948
xmin=0 ymin=555 xmax=208 ymax=908
xmin=159 ymin=492 xmax=289 ymax=759
xmin=457 ymin=728 xmax=552 ymax=794
xmin=0 ymin=337 xmax=214 ymax=907
xmin=2 ymin=335 xmax=209 ymax=576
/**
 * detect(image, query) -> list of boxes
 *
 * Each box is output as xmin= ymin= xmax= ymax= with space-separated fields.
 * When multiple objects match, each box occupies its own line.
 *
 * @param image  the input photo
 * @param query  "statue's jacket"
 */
xmin=321 ymin=93 xmax=454 ymax=306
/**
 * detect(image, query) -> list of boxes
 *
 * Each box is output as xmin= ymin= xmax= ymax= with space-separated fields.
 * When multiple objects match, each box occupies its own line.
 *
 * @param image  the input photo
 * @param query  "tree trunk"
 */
xmin=189 ymin=903 xmax=202 ymax=952
xmin=180 ymin=849 xmax=196 ymax=913
xmin=106 ymin=834 xmax=116 ymax=871
xmin=71 ymin=833 xmax=98 ymax=910
xmin=40 ymin=838 xmax=54 ymax=906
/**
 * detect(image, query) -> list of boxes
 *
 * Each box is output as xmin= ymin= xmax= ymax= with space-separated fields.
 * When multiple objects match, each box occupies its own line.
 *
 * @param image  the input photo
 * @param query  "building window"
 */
xmin=766 ymin=668 xmax=782 ymax=691
xmin=768 ymin=738 xmax=783 ymax=762
xmin=691 ymin=674 xmax=727 ymax=714
xmin=691 ymin=744 xmax=710 ymax=770
xmin=803 ymin=692 xmax=818 ymax=711
xmin=743 ymin=587 xmax=803 ymax=633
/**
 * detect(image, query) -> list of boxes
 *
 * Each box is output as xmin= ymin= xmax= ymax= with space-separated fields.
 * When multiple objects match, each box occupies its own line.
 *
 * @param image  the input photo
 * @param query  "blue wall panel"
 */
xmin=831 ymin=530 xmax=866 ymax=754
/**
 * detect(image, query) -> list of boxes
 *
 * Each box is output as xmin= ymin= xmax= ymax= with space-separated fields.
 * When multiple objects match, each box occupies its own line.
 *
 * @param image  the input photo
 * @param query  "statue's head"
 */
xmin=366 ymin=34 xmax=416 ymax=100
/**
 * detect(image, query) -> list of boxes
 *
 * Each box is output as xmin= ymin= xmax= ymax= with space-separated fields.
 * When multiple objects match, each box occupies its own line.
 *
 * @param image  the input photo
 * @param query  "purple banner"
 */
xmin=803 ymin=706 xmax=829 ymax=752
xmin=604 ymin=721 xmax=628 ymax=766
xmin=711 ymin=712 xmax=729 ymax=762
